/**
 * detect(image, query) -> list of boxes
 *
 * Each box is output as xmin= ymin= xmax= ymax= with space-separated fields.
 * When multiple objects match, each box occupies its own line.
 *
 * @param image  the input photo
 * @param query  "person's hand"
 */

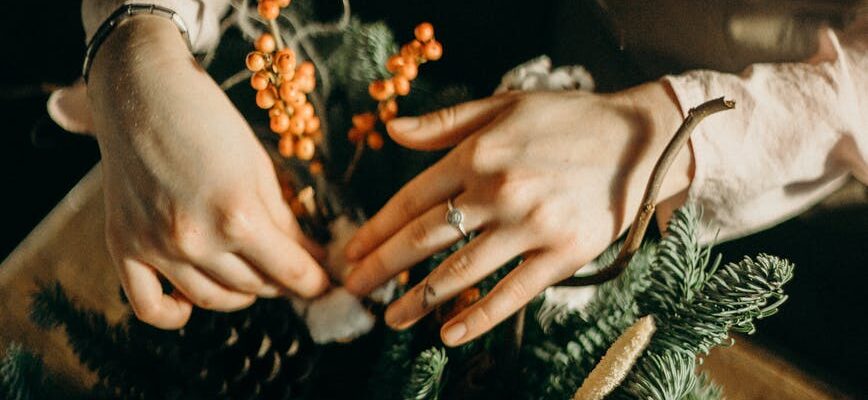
xmin=343 ymin=83 xmax=690 ymax=346
xmin=88 ymin=16 xmax=329 ymax=329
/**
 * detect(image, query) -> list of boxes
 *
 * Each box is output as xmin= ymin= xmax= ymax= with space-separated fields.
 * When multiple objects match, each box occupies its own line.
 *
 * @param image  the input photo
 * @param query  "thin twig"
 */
xmin=342 ymin=140 xmax=366 ymax=184
xmin=287 ymin=0 xmax=351 ymax=49
xmin=219 ymin=69 xmax=252 ymax=91
xmin=557 ymin=97 xmax=735 ymax=287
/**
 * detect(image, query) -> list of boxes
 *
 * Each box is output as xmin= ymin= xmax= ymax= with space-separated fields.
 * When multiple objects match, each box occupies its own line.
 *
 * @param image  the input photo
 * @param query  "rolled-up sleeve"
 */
xmin=663 ymin=26 xmax=867 ymax=242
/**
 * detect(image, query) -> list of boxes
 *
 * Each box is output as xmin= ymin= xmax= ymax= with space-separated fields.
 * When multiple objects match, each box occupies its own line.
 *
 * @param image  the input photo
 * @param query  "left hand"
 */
xmin=343 ymin=83 xmax=689 ymax=346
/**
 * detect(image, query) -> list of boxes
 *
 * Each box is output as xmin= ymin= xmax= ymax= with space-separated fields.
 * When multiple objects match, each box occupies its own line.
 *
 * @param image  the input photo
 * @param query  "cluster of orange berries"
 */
xmin=348 ymin=22 xmax=443 ymax=149
xmin=246 ymin=0 xmax=321 ymax=161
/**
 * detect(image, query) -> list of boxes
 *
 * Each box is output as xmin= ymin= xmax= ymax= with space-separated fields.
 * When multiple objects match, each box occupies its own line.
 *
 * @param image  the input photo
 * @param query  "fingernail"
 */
xmin=442 ymin=322 xmax=467 ymax=345
xmin=388 ymin=117 xmax=420 ymax=133
xmin=384 ymin=307 xmax=403 ymax=329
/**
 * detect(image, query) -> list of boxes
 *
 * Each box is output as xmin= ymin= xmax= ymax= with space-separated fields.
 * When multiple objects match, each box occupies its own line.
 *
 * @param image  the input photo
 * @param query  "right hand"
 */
xmin=87 ymin=16 xmax=329 ymax=329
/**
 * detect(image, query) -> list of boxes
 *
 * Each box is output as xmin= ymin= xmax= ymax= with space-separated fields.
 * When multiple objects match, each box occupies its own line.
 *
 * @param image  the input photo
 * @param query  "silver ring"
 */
xmin=446 ymin=198 xmax=469 ymax=239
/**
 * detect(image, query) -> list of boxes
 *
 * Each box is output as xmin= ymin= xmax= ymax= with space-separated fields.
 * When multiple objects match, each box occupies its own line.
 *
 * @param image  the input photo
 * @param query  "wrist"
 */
xmin=88 ymin=15 xmax=192 ymax=92
xmin=620 ymin=81 xmax=694 ymax=206
xmin=87 ymin=15 xmax=201 ymax=143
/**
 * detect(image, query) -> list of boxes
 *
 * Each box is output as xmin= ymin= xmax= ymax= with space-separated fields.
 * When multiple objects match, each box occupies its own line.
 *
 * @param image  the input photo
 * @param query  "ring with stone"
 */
xmin=446 ymin=198 xmax=469 ymax=239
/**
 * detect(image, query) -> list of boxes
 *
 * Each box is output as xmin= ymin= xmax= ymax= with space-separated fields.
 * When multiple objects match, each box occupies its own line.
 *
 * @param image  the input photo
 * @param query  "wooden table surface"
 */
xmin=0 ymin=164 xmax=849 ymax=398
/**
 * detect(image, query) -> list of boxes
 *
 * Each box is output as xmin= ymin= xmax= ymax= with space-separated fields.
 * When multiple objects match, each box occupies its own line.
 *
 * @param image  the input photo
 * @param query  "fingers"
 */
xmin=386 ymin=94 xmax=515 ymax=150
xmin=383 ymin=227 xmax=528 ymax=330
xmin=154 ymin=258 xmax=257 ymax=312
xmin=345 ymin=152 xmax=463 ymax=261
xmin=440 ymin=252 xmax=570 ymax=347
xmin=200 ymin=252 xmax=282 ymax=297
xmin=237 ymin=219 xmax=330 ymax=298
xmin=119 ymin=259 xmax=193 ymax=330
xmin=345 ymin=193 xmax=486 ymax=296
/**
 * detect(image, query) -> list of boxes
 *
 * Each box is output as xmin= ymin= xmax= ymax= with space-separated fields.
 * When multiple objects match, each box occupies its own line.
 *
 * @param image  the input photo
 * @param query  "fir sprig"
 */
xmin=403 ymin=348 xmax=448 ymax=400
xmin=0 ymin=343 xmax=47 ymax=400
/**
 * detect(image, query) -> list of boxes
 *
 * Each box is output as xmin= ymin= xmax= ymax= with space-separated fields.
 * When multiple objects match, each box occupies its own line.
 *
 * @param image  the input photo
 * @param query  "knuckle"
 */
xmin=408 ymin=221 xmax=430 ymax=250
xmin=397 ymin=196 xmax=419 ymax=222
xmin=489 ymin=172 xmax=527 ymax=213
xmin=460 ymin=137 xmax=488 ymax=173
xmin=527 ymin=203 xmax=560 ymax=234
xmin=445 ymin=250 xmax=475 ymax=282
xmin=219 ymin=207 xmax=257 ymax=242
xmin=168 ymin=218 xmax=205 ymax=259
xmin=429 ymin=106 xmax=457 ymax=131
xmin=470 ymin=305 xmax=494 ymax=328
xmin=502 ymin=279 xmax=532 ymax=303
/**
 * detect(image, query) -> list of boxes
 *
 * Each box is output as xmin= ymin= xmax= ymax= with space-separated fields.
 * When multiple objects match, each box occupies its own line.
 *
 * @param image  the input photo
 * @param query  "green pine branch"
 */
xmin=615 ymin=205 xmax=793 ymax=399
xmin=403 ymin=348 xmax=448 ymax=400
xmin=0 ymin=343 xmax=47 ymax=400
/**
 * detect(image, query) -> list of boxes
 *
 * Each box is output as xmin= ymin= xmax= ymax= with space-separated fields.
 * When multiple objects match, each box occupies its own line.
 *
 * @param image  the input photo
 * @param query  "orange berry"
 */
xmin=255 ymin=33 xmax=276 ymax=53
xmin=393 ymin=76 xmax=411 ymax=96
xmin=295 ymin=137 xmax=316 ymax=160
xmin=352 ymin=113 xmax=377 ymax=132
xmin=386 ymin=55 xmax=405 ymax=73
xmin=367 ymin=131 xmax=384 ymax=150
xmin=294 ymin=102 xmax=315 ymax=119
xmin=258 ymin=0 xmax=280 ymax=20
xmin=288 ymin=115 xmax=306 ymax=135
xmin=289 ymin=198 xmax=305 ymax=216
xmin=270 ymin=113 xmax=290 ymax=133
xmin=274 ymin=49 xmax=296 ymax=74
xmin=250 ymin=70 xmax=271 ymax=90
xmin=279 ymin=83 xmax=302 ymax=104
xmin=378 ymin=99 xmax=398 ymax=121
xmin=423 ymin=40 xmax=443 ymax=61
xmin=308 ymin=129 xmax=323 ymax=142
xmin=458 ymin=288 xmax=481 ymax=304
xmin=297 ymin=61 xmax=315 ymax=77
xmin=397 ymin=271 xmax=410 ymax=285
xmin=347 ymin=127 xmax=365 ymax=143
xmin=401 ymin=40 xmax=423 ymax=59
xmin=294 ymin=74 xmax=315 ymax=94
xmin=268 ymin=102 xmax=286 ymax=119
xmin=414 ymin=22 xmax=435 ymax=42
xmin=309 ymin=161 xmax=323 ymax=175
xmin=305 ymin=116 xmax=321 ymax=134
xmin=368 ymin=80 xmax=395 ymax=101
xmin=398 ymin=62 xmax=418 ymax=80
xmin=245 ymin=52 xmax=267 ymax=72
xmin=277 ymin=0 xmax=291 ymax=7
xmin=278 ymin=68 xmax=295 ymax=82
xmin=256 ymin=86 xmax=278 ymax=109
xmin=278 ymin=136 xmax=295 ymax=157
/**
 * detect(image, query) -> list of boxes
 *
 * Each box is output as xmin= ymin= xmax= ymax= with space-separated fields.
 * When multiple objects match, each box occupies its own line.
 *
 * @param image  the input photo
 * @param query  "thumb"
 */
xmin=386 ymin=94 xmax=514 ymax=150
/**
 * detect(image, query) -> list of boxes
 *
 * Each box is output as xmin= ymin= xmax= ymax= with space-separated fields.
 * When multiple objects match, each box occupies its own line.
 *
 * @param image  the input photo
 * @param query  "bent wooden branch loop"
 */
xmin=557 ymin=97 xmax=735 ymax=287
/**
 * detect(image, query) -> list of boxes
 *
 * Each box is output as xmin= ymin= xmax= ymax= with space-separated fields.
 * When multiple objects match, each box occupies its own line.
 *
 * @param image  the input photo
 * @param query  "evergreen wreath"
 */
xmin=2 ymin=1 xmax=795 ymax=398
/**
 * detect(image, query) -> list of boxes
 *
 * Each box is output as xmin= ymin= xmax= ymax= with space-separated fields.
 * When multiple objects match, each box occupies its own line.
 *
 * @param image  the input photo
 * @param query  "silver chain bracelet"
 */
xmin=82 ymin=3 xmax=192 ymax=82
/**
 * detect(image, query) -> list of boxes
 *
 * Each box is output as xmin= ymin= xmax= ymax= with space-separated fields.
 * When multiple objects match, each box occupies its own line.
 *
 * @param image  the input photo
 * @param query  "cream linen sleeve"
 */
xmin=81 ymin=0 xmax=231 ymax=52
xmin=662 ymin=25 xmax=868 ymax=243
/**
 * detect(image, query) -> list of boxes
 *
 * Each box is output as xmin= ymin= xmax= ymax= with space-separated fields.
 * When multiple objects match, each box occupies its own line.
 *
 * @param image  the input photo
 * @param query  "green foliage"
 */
xmin=403 ymin=348 xmax=448 ymax=400
xmin=326 ymin=18 xmax=396 ymax=108
xmin=614 ymin=351 xmax=697 ymax=400
xmin=615 ymin=205 xmax=794 ymax=399
xmin=684 ymin=372 xmax=724 ymax=400
xmin=0 ymin=343 xmax=47 ymax=400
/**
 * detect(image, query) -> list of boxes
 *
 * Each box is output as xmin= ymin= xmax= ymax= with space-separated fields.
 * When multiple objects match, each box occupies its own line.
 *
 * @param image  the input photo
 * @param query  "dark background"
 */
xmin=0 ymin=0 xmax=865 ymax=396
